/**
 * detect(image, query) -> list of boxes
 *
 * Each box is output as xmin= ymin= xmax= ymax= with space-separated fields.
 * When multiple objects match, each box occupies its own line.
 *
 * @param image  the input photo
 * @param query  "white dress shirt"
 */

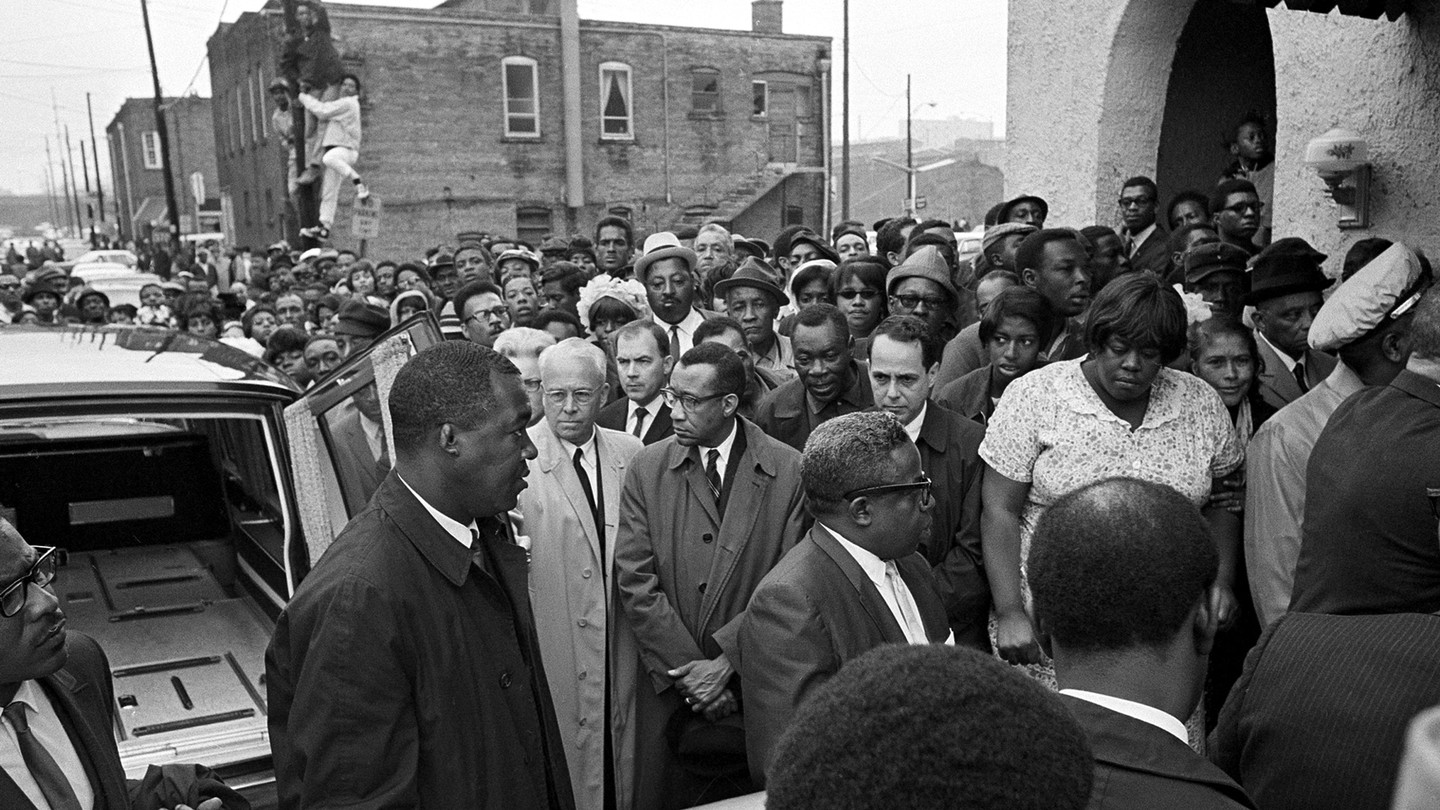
xmin=1256 ymin=329 xmax=1300 ymax=375
xmin=819 ymin=523 xmax=954 ymax=645
xmin=558 ymin=433 xmax=599 ymax=482
xmin=902 ymin=403 xmax=928 ymax=446
xmin=1 ymin=680 xmax=96 ymax=810
xmin=627 ymin=395 xmax=662 ymax=437
xmin=398 ymin=473 xmax=476 ymax=548
xmin=701 ymin=418 xmax=739 ymax=483
xmin=1059 ymin=689 xmax=1188 ymax=744
xmin=665 ymin=308 xmax=708 ymax=358
xmin=1124 ymin=222 xmax=1158 ymax=257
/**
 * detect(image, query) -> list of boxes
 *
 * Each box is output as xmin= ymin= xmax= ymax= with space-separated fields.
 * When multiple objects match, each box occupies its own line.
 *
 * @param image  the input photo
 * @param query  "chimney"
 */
xmin=752 ymin=0 xmax=783 ymax=34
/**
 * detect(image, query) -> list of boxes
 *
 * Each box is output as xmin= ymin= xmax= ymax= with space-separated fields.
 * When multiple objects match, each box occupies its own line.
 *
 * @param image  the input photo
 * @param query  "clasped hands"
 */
xmin=668 ymin=655 xmax=736 ymax=722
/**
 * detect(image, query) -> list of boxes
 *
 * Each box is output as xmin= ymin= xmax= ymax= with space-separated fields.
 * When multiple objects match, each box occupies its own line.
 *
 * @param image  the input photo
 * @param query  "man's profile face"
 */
xmin=615 ymin=331 xmax=672 ymax=404
xmin=462 ymin=292 xmax=509 ymax=346
xmin=725 ymin=287 xmax=778 ymax=348
xmin=645 ymin=258 xmax=696 ymax=325
xmin=453 ymin=376 xmax=537 ymax=518
xmin=792 ymin=321 xmax=853 ymax=405
xmin=596 ymin=226 xmax=631 ymax=273
xmin=0 ymin=521 xmax=69 ymax=686
xmin=668 ymin=362 xmax=735 ymax=447
xmin=1024 ymin=239 xmax=1090 ymax=317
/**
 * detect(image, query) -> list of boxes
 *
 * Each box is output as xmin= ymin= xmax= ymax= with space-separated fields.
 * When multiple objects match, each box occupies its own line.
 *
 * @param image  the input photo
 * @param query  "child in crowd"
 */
xmin=136 ymin=283 xmax=174 ymax=328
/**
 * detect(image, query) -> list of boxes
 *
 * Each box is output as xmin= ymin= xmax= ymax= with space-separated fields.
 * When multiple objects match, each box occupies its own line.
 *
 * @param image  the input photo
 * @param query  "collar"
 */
xmin=902 ymin=402 xmax=927 ymax=445
xmin=700 ymin=417 xmax=739 ymax=468
xmin=557 ymin=431 xmax=597 ymax=464
xmin=628 ymin=392 xmax=661 ymax=419
xmin=670 ymin=307 xmax=707 ymax=336
xmin=397 ymin=472 xmax=476 ymax=549
xmin=1256 ymin=329 xmax=1299 ymax=372
xmin=1125 ymin=222 xmax=1158 ymax=247
xmin=8 ymin=679 xmax=47 ymax=715
xmin=818 ymin=522 xmax=888 ymax=587
xmin=806 ymin=361 xmax=868 ymax=414
xmin=1059 ymin=689 xmax=1188 ymax=744
xmin=1056 ymin=359 xmax=1185 ymax=430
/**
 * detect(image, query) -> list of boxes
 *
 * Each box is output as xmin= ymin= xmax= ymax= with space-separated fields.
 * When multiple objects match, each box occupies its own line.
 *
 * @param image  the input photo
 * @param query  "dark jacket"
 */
xmin=753 ymin=361 xmax=873 ymax=452
xmin=279 ymin=9 xmax=345 ymax=90
xmin=1123 ymin=224 xmax=1170 ymax=277
xmin=597 ymin=397 xmax=673 ymax=445
xmin=735 ymin=526 xmax=950 ymax=785
xmin=1061 ymin=696 xmax=1254 ymax=809
xmin=1211 ymin=612 xmax=1440 ymax=810
xmin=936 ymin=363 xmax=998 ymax=426
xmin=266 ymin=473 xmax=575 ymax=810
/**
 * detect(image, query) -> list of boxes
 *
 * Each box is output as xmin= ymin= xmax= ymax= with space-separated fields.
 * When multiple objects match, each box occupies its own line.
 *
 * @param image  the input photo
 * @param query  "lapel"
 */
xmin=1255 ymin=334 xmax=1301 ymax=403
xmin=697 ymin=422 xmax=770 ymax=633
xmin=534 ymin=426 xmax=603 ymax=567
xmin=374 ymin=472 xmax=477 ymax=588
xmin=896 ymin=553 xmax=951 ymax=642
xmin=40 ymin=668 xmax=127 ymax=810
xmin=643 ymin=404 xmax=673 ymax=444
xmin=811 ymin=526 xmax=908 ymax=644
xmin=595 ymin=430 xmax=631 ymax=575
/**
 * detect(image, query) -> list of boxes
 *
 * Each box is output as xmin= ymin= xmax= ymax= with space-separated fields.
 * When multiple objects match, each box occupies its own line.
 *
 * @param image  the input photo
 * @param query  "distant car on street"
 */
xmin=73 ymin=249 xmax=140 ymax=269
xmin=70 ymin=269 xmax=162 ymax=308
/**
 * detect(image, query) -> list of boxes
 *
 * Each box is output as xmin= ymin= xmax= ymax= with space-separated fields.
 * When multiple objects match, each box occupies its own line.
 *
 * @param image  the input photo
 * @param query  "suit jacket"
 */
xmin=1253 ymin=335 xmax=1337 ymax=411
xmin=1211 ymin=612 xmax=1440 ymax=810
xmin=1062 ymin=696 xmax=1254 ymax=809
xmin=1123 ymin=223 xmax=1170 ymax=277
xmin=518 ymin=424 xmax=645 ymax=810
xmin=0 ymin=632 xmax=130 ymax=810
xmin=753 ymin=361 xmax=873 ymax=452
xmin=735 ymin=527 xmax=950 ymax=785
xmin=328 ymin=405 xmax=389 ymax=512
xmin=936 ymin=363 xmax=997 ymax=426
xmin=267 ymin=472 xmax=575 ymax=810
xmin=597 ymin=397 xmax=673 ymax=445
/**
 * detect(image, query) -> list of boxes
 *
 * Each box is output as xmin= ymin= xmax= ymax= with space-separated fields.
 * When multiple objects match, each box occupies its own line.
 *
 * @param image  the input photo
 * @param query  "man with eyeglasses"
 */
xmin=1117 ymin=176 xmax=1169 ymax=277
xmin=615 ymin=342 xmax=806 ymax=809
xmin=1210 ymin=179 xmax=1264 ymax=258
xmin=0 ymin=521 xmax=245 ymax=809
xmin=0 ymin=274 xmax=21 ymax=323
xmin=517 ymin=338 xmax=644 ymax=810
xmin=887 ymin=245 xmax=960 ymax=342
xmin=453 ymin=281 xmax=511 ymax=348
xmin=755 ymin=303 xmax=874 ymax=452
xmin=733 ymin=411 xmax=952 ymax=786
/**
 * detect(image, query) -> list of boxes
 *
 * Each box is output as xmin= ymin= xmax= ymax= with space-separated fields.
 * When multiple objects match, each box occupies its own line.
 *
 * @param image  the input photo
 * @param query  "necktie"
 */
xmin=705 ymin=449 xmax=722 ymax=508
xmin=884 ymin=562 xmax=929 ymax=644
xmin=4 ymin=702 xmax=83 ymax=810
xmin=573 ymin=448 xmax=604 ymax=554
xmin=669 ymin=325 xmax=681 ymax=364
xmin=1124 ymin=235 xmax=1135 ymax=257
xmin=632 ymin=406 xmax=648 ymax=439
xmin=1293 ymin=359 xmax=1309 ymax=394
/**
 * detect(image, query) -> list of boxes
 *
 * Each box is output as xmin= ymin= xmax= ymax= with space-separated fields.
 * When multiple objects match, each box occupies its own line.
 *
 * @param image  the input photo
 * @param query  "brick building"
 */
xmin=207 ymin=0 xmax=831 ymax=257
xmin=105 ymin=96 xmax=222 ymax=242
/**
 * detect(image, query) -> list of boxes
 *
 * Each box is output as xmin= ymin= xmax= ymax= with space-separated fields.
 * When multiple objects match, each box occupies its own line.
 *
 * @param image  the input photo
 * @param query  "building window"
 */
xmin=516 ymin=206 xmax=553 ymax=245
xmin=752 ymin=80 xmax=768 ymax=117
xmin=691 ymin=68 xmax=720 ymax=114
xmin=599 ymin=62 xmax=633 ymax=140
xmin=502 ymin=56 xmax=540 ymax=137
xmin=608 ymin=205 xmax=632 ymax=220
xmin=141 ymin=131 xmax=162 ymax=170
xmin=243 ymin=190 xmax=253 ymax=228
xmin=784 ymin=205 xmax=805 ymax=226
xmin=251 ymin=70 xmax=264 ymax=144
xmin=265 ymin=188 xmax=275 ymax=224
xmin=235 ymin=89 xmax=245 ymax=153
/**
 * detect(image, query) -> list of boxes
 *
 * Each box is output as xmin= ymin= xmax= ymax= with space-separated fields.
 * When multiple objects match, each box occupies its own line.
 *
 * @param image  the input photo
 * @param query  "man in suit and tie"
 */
xmin=1029 ymin=478 xmax=1256 ymax=809
xmin=518 ymin=338 xmax=646 ymax=810
xmin=1117 ymin=176 xmax=1169 ymax=277
xmin=734 ymin=411 xmax=953 ymax=785
xmin=0 ymin=520 xmax=242 ymax=810
xmin=615 ymin=342 xmax=807 ymax=809
xmin=1247 ymin=239 xmax=1336 ymax=410
xmin=596 ymin=321 xmax=674 ymax=445
xmin=635 ymin=232 xmax=715 ymax=363
xmin=754 ymin=304 xmax=874 ymax=452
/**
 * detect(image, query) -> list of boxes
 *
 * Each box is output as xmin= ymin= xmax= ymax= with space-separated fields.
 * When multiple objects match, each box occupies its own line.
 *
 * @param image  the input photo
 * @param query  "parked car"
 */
xmin=73 ymin=249 xmax=140 ymax=269
xmin=72 ymin=269 xmax=162 ymax=309
xmin=0 ymin=315 xmax=441 ymax=801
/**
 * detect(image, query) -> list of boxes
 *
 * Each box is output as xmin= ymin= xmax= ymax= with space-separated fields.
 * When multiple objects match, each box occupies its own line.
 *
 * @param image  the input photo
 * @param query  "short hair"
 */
xmin=766 ymin=645 xmax=1094 ymax=810
xmin=530 ymin=308 xmax=583 ymax=336
xmin=1014 ymin=229 xmax=1082 ymax=276
xmin=978 ymin=269 xmax=1021 ymax=288
xmin=265 ymin=325 xmax=308 ymax=361
xmin=832 ymin=257 xmax=890 ymax=310
xmin=1342 ymin=237 xmax=1395 ymax=282
xmin=902 ymin=231 xmax=958 ymax=268
xmin=876 ymin=216 xmax=917 ymax=260
xmin=180 ymin=298 xmax=221 ymax=326
xmin=1228 ymin=109 xmax=1268 ymax=144
xmin=538 ymin=336 xmax=606 ymax=381
xmin=1407 ymin=285 xmax=1440 ymax=361
xmin=693 ymin=314 xmax=745 ymax=345
xmin=540 ymin=261 xmax=587 ymax=295
xmin=594 ymin=215 xmax=634 ymax=246
xmin=395 ymin=262 xmax=431 ymax=285
xmin=241 ymin=304 xmax=277 ymax=337
xmin=830 ymin=219 xmax=866 ymax=243
xmin=792 ymin=302 xmax=850 ymax=342
xmin=789 ymin=261 xmax=836 ymax=300
xmin=867 ymin=315 xmax=943 ymax=369
xmin=451 ymin=280 xmax=504 ymax=317
xmin=492 ymin=326 xmax=556 ymax=360
xmin=1166 ymin=190 xmax=1210 ymax=227
xmin=801 ymin=411 xmax=909 ymax=505
xmin=696 ymin=222 xmax=734 ymax=254
xmin=1029 ymin=477 xmax=1217 ymax=654
xmin=1084 ymin=272 xmax=1189 ymax=364
xmin=1079 ymin=225 xmax=1120 ymax=253
xmin=1209 ymin=178 xmax=1258 ymax=214
xmin=1119 ymin=175 xmax=1157 ymax=200
xmin=1187 ymin=315 xmax=1260 ymax=370
xmin=1168 ymin=222 xmax=1219 ymax=256
xmin=676 ymin=341 xmax=746 ymax=398
xmin=111 ymin=303 xmax=138 ymax=319
xmin=610 ymin=319 xmax=669 ymax=356
xmin=980 ymin=286 xmax=1056 ymax=346
xmin=389 ymin=342 xmax=519 ymax=454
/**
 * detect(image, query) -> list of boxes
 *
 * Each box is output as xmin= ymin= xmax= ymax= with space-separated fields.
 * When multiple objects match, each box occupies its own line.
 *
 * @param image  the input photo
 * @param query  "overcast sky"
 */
xmin=5 ymin=0 xmax=1006 ymax=196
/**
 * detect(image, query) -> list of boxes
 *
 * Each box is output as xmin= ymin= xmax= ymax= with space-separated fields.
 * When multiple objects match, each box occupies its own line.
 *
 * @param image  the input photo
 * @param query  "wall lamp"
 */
xmin=1303 ymin=127 xmax=1371 ymax=229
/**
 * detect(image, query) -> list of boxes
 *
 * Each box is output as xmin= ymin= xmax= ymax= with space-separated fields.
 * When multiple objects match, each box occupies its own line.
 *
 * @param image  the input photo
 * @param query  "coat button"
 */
xmin=702 ymin=533 xmax=714 ymax=544
xmin=578 ymin=671 xmax=588 ymax=680
xmin=578 ymin=618 xmax=588 ymax=628
xmin=698 ymin=582 xmax=707 ymax=594
xmin=579 ymin=717 xmax=587 ymax=726
xmin=582 ymin=569 xmax=592 ymax=578
xmin=499 ymin=672 xmax=513 ymax=688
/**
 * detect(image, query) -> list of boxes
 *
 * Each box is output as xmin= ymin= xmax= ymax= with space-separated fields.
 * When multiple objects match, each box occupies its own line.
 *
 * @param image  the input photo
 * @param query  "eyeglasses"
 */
xmin=1222 ymin=201 xmax=1264 ymax=215
xmin=890 ymin=294 xmax=949 ymax=311
xmin=0 ymin=283 xmax=19 ymax=291
xmin=1117 ymin=196 xmax=1154 ymax=208
xmin=842 ymin=474 xmax=933 ymax=504
xmin=521 ymin=377 xmax=543 ymax=394
xmin=543 ymin=385 xmax=604 ymax=407
xmin=467 ymin=307 xmax=509 ymax=324
xmin=0 ymin=546 xmax=64 ymax=618
xmin=837 ymin=289 xmax=880 ymax=300
xmin=661 ymin=388 xmax=727 ymax=412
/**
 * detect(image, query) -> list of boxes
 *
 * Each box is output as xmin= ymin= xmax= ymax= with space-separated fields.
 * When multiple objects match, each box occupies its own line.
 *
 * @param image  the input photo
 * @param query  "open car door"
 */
xmin=283 ymin=313 xmax=443 ymax=579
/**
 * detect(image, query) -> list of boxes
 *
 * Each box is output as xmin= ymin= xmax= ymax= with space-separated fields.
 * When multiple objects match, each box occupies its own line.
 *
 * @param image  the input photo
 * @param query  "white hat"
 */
xmin=633 ymin=232 xmax=697 ymax=280
xmin=1310 ymin=243 xmax=1431 ymax=352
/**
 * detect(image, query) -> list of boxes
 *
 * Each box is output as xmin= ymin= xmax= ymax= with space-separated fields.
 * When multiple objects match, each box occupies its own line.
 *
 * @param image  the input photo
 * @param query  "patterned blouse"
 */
xmin=979 ymin=359 xmax=1244 ymax=559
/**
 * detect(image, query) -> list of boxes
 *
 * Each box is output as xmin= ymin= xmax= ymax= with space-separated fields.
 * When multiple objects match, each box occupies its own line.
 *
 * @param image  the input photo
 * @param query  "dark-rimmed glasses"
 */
xmin=837 ymin=289 xmax=880 ymax=300
xmin=661 ymin=388 xmax=727 ymax=412
xmin=0 ymin=546 xmax=65 ymax=618
xmin=1223 ymin=201 xmax=1264 ymax=215
xmin=843 ymin=474 xmax=932 ymax=504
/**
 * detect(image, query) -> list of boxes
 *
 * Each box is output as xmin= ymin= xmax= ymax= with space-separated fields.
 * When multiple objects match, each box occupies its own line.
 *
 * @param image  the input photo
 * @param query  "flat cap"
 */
xmin=333 ymin=299 xmax=391 ymax=338
xmin=1310 ymin=242 xmax=1430 ymax=352
xmin=982 ymin=222 xmax=1037 ymax=254
xmin=1184 ymin=241 xmax=1251 ymax=285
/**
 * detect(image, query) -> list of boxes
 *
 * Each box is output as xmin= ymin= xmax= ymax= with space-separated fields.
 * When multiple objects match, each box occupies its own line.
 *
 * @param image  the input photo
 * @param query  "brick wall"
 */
xmin=105 ymin=97 xmax=218 ymax=241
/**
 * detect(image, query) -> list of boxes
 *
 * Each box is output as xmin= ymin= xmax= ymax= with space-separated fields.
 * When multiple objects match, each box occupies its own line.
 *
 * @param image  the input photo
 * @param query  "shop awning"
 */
xmin=1262 ymin=0 xmax=1407 ymax=20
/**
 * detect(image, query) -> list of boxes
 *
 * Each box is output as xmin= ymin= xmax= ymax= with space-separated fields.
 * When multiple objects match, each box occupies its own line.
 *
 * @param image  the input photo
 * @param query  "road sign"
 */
xmin=351 ymin=196 xmax=382 ymax=239
xmin=914 ymin=196 xmax=928 ymax=210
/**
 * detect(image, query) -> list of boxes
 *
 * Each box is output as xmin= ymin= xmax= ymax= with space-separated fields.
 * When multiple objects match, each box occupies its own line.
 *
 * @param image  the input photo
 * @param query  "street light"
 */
xmin=869 ymin=75 xmax=949 ymax=217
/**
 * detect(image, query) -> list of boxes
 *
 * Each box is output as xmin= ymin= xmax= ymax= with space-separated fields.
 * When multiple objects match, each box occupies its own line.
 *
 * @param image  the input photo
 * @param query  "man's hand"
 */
xmin=994 ymin=608 xmax=1043 ymax=666
xmin=164 ymin=800 xmax=223 ymax=810
xmin=667 ymin=654 xmax=734 ymax=706
xmin=700 ymin=689 xmax=737 ymax=722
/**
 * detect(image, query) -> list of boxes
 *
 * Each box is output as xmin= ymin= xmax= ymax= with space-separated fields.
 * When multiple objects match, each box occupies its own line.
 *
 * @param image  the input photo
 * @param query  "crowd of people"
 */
xmin=5 ymin=108 xmax=1440 ymax=810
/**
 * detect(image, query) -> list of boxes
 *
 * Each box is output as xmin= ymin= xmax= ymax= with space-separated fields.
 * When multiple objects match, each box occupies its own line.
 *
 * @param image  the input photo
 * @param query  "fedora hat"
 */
xmin=714 ymin=257 xmax=789 ymax=306
xmin=633 ymin=232 xmax=697 ymax=280
xmin=1245 ymin=238 xmax=1333 ymax=305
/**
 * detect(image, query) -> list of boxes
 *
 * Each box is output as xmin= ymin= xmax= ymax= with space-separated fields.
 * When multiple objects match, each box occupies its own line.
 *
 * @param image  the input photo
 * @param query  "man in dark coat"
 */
xmin=734 ymin=412 xmax=952 ymax=785
xmin=266 ymin=342 xmax=575 ymax=810
xmin=754 ymin=303 xmax=873 ymax=451
xmin=1117 ymin=176 xmax=1169 ymax=277
xmin=1029 ymin=479 xmax=1255 ymax=810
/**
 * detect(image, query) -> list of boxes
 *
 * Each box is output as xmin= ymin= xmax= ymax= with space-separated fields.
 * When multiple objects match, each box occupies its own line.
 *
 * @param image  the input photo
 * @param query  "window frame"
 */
xmin=501 ymin=56 xmax=541 ymax=139
xmin=141 ymin=131 xmax=162 ymax=170
xmin=516 ymin=206 xmax=553 ymax=246
xmin=598 ymin=61 xmax=634 ymax=141
xmin=752 ymin=79 xmax=768 ymax=118
xmin=691 ymin=67 xmax=721 ymax=116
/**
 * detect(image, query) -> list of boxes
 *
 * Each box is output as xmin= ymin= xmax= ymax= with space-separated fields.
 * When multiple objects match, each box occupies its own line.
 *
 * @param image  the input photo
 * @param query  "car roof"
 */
xmin=0 ymin=325 xmax=301 ymax=401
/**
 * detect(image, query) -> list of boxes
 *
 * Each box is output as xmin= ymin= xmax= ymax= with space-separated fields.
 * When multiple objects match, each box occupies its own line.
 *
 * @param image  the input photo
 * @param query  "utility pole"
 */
xmin=42 ymin=139 xmax=60 ymax=233
xmin=87 ymin=93 xmax=107 ymax=226
xmin=50 ymin=94 xmax=77 ymax=238
xmin=281 ymin=0 xmax=318 ymax=243
xmin=79 ymin=136 xmax=97 ymax=246
xmin=64 ymin=126 xmax=85 ymax=241
xmin=906 ymin=74 xmax=914 ymax=218
xmin=841 ymin=0 xmax=850 ymax=222
xmin=140 ymin=0 xmax=183 ymax=243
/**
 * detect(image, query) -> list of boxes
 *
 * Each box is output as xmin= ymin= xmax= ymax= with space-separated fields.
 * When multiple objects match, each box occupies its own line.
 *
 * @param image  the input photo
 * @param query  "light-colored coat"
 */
xmin=518 ymin=424 xmax=644 ymax=810
xmin=1254 ymin=334 xmax=1337 ymax=411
